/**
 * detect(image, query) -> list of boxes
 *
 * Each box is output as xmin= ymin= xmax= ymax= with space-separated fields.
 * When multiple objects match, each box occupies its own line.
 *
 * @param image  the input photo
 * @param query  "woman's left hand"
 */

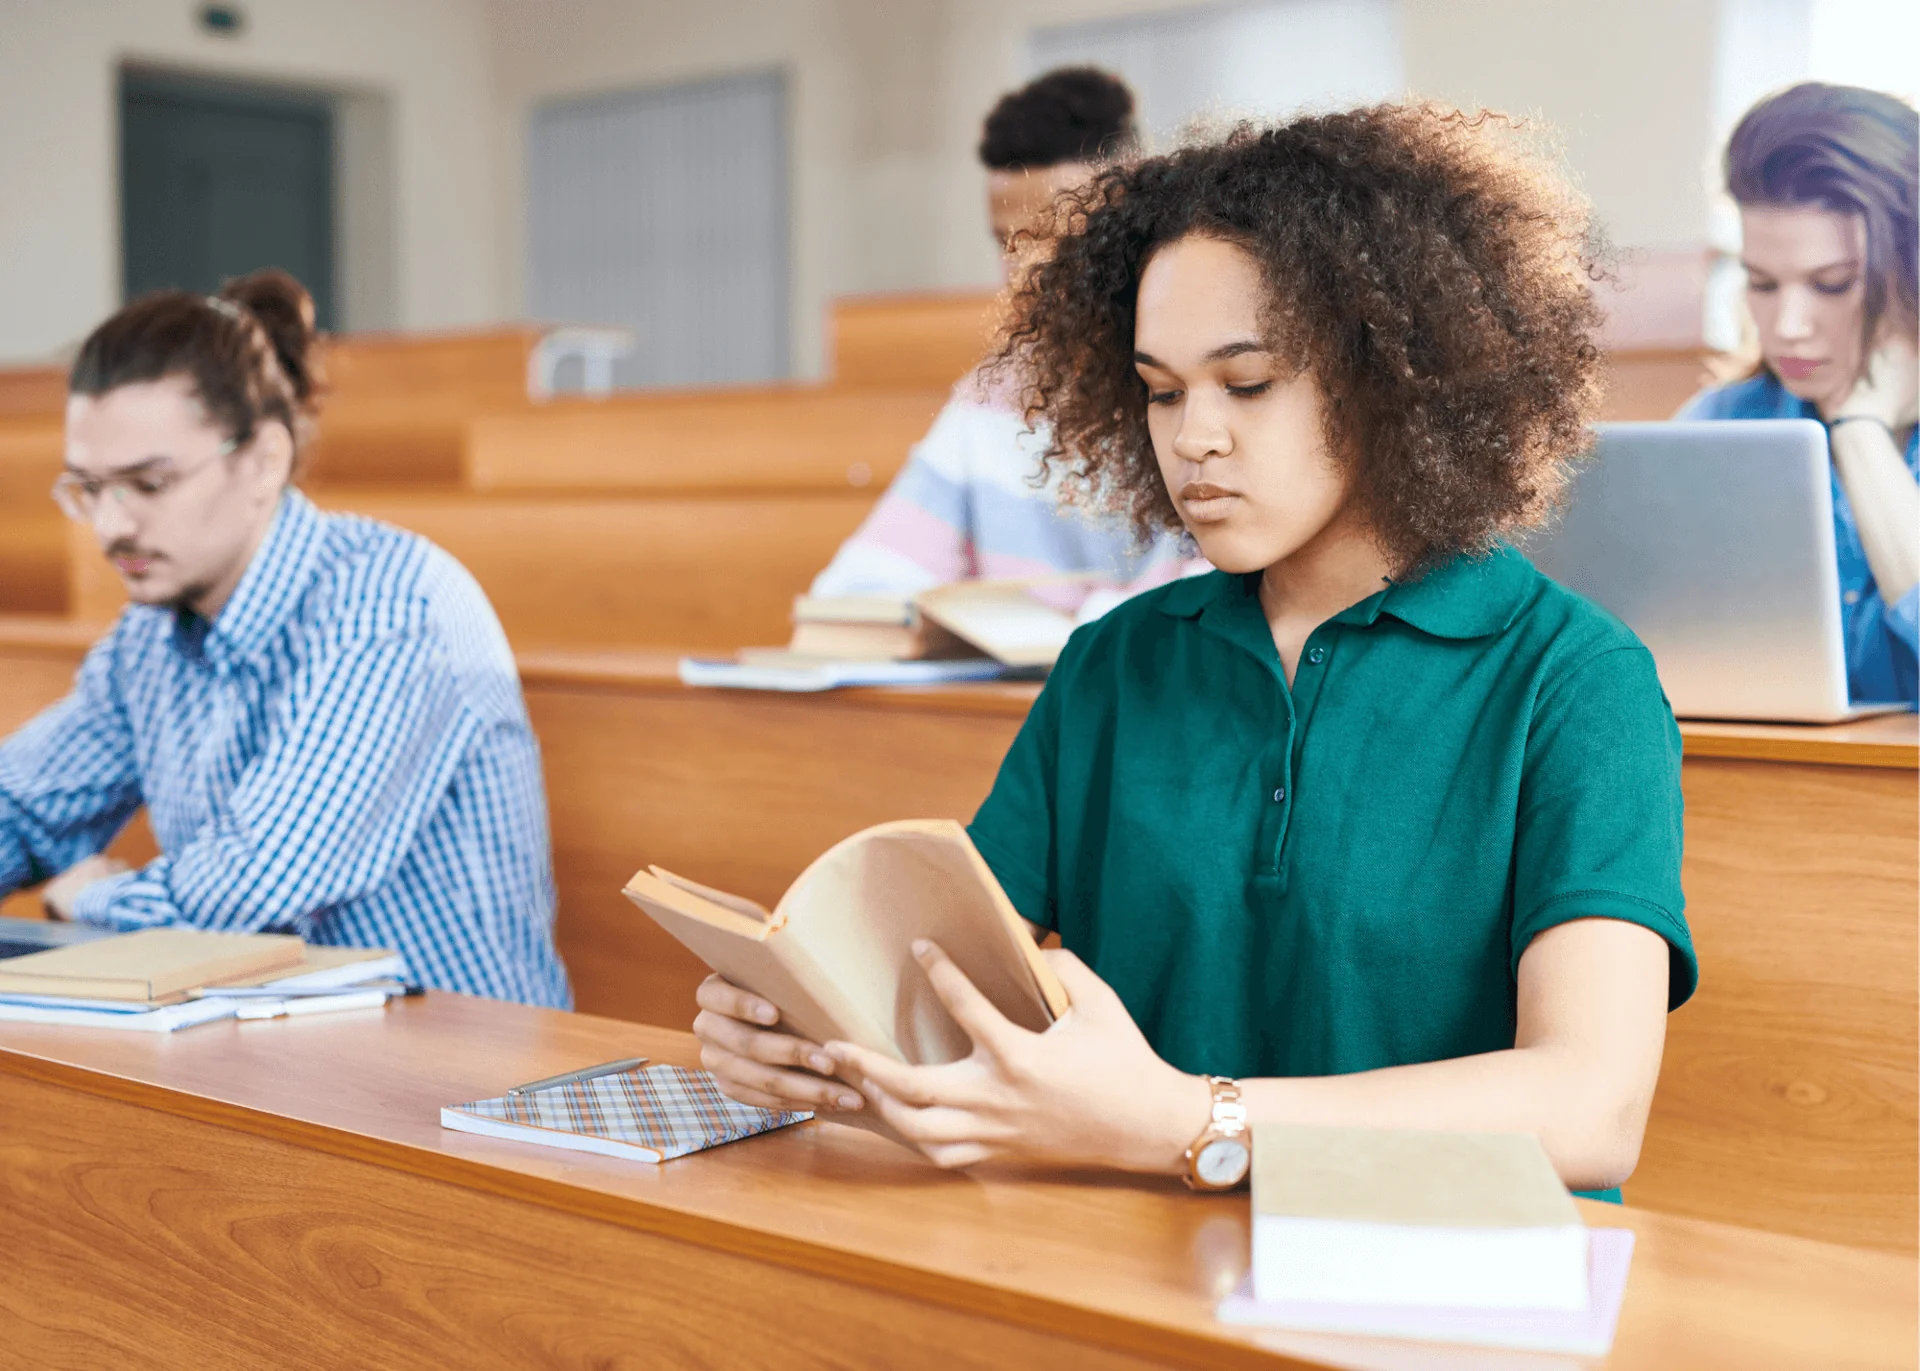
xmin=825 ymin=940 xmax=1210 ymax=1172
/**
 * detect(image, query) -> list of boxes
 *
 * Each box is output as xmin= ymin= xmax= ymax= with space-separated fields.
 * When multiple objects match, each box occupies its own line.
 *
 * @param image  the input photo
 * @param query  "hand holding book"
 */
xmin=695 ymin=937 xmax=1211 ymax=1175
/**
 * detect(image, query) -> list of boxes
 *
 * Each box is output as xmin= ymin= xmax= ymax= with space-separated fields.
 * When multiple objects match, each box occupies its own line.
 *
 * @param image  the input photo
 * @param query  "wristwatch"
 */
xmin=1182 ymin=1075 xmax=1251 ymax=1191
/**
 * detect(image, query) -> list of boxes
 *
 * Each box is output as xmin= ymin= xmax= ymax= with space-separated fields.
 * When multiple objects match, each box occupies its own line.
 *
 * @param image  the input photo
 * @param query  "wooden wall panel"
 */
xmin=527 ymin=680 xmax=1025 ymax=1030
xmin=1636 ymin=755 xmax=1918 ymax=1252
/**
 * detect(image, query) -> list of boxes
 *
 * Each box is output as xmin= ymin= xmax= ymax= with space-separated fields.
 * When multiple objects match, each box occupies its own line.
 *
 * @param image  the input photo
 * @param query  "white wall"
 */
xmin=485 ymin=0 xmax=1731 ymax=366
xmin=0 ymin=0 xmax=498 ymax=364
xmin=0 ymin=0 xmax=1748 ymax=367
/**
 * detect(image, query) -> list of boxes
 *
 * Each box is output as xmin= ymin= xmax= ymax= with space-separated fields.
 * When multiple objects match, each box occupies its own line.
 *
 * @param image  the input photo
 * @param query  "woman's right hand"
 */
xmin=1829 ymin=334 xmax=1920 ymax=429
xmin=692 ymin=974 xmax=867 ymax=1114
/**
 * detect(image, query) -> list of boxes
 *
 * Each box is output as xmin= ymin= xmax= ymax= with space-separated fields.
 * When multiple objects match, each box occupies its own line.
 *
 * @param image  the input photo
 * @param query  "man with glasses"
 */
xmin=0 ymin=279 xmax=571 ymax=1009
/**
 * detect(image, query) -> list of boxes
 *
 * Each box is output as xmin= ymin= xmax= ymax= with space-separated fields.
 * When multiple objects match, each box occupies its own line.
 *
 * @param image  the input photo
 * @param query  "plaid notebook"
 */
xmin=440 ymin=1064 xmax=811 ymax=1162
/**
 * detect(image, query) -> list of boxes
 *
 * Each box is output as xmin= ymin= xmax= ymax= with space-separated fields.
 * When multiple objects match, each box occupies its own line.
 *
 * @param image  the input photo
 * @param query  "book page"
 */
xmin=778 ymin=820 xmax=1062 ymax=1065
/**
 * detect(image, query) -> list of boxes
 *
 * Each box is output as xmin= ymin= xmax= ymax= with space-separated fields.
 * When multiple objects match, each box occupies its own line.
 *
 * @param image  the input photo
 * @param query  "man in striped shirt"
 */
xmin=811 ymin=68 xmax=1205 ymax=605
xmin=0 ymin=276 xmax=570 ymax=1008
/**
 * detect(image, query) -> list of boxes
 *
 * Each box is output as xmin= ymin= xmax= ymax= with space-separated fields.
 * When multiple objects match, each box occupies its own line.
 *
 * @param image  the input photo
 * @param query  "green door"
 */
xmin=120 ymin=71 xmax=337 ymax=329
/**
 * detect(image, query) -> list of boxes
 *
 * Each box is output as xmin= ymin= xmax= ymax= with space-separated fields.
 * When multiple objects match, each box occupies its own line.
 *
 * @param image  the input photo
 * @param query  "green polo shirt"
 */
xmin=969 ymin=547 xmax=1696 ymax=1089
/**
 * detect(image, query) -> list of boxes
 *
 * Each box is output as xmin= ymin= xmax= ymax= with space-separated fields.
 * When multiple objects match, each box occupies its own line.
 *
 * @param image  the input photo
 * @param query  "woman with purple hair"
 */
xmin=1681 ymin=82 xmax=1918 ymax=706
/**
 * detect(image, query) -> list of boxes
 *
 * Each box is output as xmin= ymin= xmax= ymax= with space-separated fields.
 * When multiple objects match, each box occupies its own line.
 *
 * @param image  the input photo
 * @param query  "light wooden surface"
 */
xmin=465 ymin=386 xmax=945 ymax=492
xmin=1598 ymin=347 xmax=1720 ymax=422
xmin=0 ymin=995 xmax=1911 ymax=1371
xmin=2 ymin=624 xmax=1914 ymax=1253
xmin=1676 ymin=713 xmax=1918 ymax=768
xmin=830 ymin=290 xmax=1000 ymax=389
xmin=64 ymin=490 xmax=877 ymax=649
xmin=0 ymin=363 xmax=65 ymax=420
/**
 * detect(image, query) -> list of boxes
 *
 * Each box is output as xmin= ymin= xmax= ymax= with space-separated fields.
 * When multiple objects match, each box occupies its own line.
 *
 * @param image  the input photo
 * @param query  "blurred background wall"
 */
xmin=1 ymin=0 xmax=1912 ymax=375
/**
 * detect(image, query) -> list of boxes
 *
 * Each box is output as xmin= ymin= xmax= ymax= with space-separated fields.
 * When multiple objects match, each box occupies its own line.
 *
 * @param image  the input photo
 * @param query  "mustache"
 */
xmin=104 ymin=540 xmax=160 ymax=560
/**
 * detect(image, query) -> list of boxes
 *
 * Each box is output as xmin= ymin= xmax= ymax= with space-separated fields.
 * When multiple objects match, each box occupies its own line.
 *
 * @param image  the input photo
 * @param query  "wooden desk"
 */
xmin=0 ymin=996 xmax=1910 ymax=1370
xmin=1 ymin=624 xmax=1914 ymax=1254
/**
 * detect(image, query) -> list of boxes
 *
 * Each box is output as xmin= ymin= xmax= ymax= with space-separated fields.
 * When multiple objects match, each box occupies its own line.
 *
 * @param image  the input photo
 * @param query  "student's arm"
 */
xmin=1827 ymin=339 xmax=1920 ymax=618
xmin=827 ymin=921 xmax=1666 ymax=1189
xmin=0 ymin=633 xmax=144 ymax=899
xmin=68 ymin=627 xmax=481 ymax=933
xmin=806 ymin=396 xmax=981 ymax=597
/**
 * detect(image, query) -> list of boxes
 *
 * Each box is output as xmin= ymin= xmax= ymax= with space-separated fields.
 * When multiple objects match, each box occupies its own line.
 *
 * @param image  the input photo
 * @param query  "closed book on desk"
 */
xmin=0 ymin=928 xmax=305 ymax=1003
xmin=442 ymin=1064 xmax=809 ymax=1162
xmin=1253 ymin=1125 xmax=1589 ymax=1312
xmin=622 ymin=819 xmax=1069 ymax=1065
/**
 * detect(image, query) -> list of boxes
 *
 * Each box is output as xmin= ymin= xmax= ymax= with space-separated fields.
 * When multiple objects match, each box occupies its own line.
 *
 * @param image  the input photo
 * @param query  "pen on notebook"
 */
xmin=506 ymin=1056 xmax=650 ymax=1096
xmin=233 ymin=988 xmax=397 ymax=1020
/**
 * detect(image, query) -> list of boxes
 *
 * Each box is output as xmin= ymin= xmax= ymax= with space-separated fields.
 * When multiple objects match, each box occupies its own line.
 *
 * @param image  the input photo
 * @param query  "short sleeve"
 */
xmin=1511 ymin=645 xmax=1697 ymax=1009
xmin=966 ymin=656 xmax=1070 ymax=931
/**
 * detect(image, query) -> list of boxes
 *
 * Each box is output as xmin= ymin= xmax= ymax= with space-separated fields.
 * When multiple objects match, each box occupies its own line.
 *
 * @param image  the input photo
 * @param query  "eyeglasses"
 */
xmin=51 ymin=440 xmax=236 ymax=523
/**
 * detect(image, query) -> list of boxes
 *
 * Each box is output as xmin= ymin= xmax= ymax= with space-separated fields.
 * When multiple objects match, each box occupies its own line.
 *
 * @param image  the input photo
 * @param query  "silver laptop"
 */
xmin=1526 ymin=419 xmax=1906 ymax=724
xmin=0 ymin=917 xmax=114 ymax=960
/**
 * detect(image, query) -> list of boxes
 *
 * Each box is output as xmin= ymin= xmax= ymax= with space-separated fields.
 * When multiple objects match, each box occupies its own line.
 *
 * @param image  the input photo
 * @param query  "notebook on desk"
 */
xmin=441 ymin=1064 xmax=810 ymax=1162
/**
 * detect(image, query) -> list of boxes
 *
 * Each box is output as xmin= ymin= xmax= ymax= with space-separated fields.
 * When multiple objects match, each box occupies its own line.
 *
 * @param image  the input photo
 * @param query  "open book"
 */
xmin=622 ymin=820 xmax=1069 ymax=1065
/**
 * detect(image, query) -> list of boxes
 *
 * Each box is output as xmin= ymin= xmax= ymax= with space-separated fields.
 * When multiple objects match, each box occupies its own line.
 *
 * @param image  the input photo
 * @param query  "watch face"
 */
xmin=1196 ymin=1136 xmax=1250 ymax=1188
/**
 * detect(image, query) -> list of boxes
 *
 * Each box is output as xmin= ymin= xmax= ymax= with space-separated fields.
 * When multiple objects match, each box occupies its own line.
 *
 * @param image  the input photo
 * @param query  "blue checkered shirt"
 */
xmin=0 ymin=490 xmax=572 ymax=1008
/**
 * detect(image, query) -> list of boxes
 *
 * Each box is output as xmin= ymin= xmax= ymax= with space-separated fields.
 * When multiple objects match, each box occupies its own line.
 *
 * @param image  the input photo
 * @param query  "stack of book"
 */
xmin=682 ymin=579 xmax=1098 ymax=692
xmin=0 ymin=928 xmax=407 ymax=1032
xmin=1217 ymin=1125 xmax=1634 ymax=1358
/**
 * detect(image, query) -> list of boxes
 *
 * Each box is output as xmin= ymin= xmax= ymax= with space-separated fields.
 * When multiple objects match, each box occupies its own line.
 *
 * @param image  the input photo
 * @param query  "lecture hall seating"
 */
xmin=2 ymin=621 xmax=1912 ymax=1257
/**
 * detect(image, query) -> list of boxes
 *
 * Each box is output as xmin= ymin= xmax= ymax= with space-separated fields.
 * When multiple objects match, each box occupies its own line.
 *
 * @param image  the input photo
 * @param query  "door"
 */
xmin=121 ymin=70 xmax=337 ymax=328
xmin=527 ymin=70 xmax=789 ymax=389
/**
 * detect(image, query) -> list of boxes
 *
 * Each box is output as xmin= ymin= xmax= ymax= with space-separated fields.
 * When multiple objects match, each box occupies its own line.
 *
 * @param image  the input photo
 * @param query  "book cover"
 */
xmin=441 ymin=1064 xmax=810 ymax=1162
xmin=622 ymin=819 xmax=1069 ymax=1067
xmin=1253 ymin=1126 xmax=1589 ymax=1311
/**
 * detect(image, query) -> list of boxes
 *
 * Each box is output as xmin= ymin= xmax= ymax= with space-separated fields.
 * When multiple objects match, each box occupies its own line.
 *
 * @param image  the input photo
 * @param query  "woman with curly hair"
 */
xmin=694 ymin=105 xmax=1698 ymax=1201
xmin=1681 ymin=83 xmax=1918 ymax=706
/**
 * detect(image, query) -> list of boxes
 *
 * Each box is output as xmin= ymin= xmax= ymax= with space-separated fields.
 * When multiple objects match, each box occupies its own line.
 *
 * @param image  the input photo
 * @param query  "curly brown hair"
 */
xmin=990 ymin=103 xmax=1609 ymax=571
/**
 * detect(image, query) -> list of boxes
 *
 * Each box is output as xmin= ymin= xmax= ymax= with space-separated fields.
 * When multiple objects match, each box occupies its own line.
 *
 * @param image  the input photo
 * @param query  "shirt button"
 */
xmin=1272 ymin=787 xmax=1286 ymax=802
xmin=1844 ymin=589 xmax=1862 ymax=605
xmin=1306 ymin=647 xmax=1326 ymax=665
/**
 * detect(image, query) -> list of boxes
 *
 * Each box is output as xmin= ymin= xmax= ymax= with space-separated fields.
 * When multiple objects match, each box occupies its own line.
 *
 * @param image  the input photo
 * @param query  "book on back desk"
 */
xmin=0 ymin=928 xmax=305 ymax=1002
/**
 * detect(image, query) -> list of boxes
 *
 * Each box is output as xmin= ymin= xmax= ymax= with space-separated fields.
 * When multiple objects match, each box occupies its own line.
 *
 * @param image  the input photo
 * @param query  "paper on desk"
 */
xmin=0 ymin=996 xmax=240 ymax=1032
xmin=1216 ymin=1227 xmax=1633 ymax=1358
xmin=678 ymin=656 xmax=1008 ymax=693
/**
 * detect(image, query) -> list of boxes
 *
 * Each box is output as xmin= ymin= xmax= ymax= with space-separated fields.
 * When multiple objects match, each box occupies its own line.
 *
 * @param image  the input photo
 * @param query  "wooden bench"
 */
xmin=463 ymin=387 xmax=946 ymax=493
xmin=830 ymin=290 xmax=1000 ymax=389
xmin=0 ymin=365 xmax=65 ymax=422
xmin=65 ymin=489 xmax=875 ymax=650
xmin=302 ymin=327 xmax=545 ymax=485
xmin=0 ymin=622 xmax=1913 ymax=1253
xmin=0 ymin=419 xmax=69 ymax=615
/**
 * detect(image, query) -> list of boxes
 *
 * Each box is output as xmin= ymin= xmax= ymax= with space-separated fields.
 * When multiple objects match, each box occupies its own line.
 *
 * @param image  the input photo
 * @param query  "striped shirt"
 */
xmin=810 ymin=385 xmax=1202 ymax=602
xmin=0 ymin=490 xmax=572 ymax=1008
